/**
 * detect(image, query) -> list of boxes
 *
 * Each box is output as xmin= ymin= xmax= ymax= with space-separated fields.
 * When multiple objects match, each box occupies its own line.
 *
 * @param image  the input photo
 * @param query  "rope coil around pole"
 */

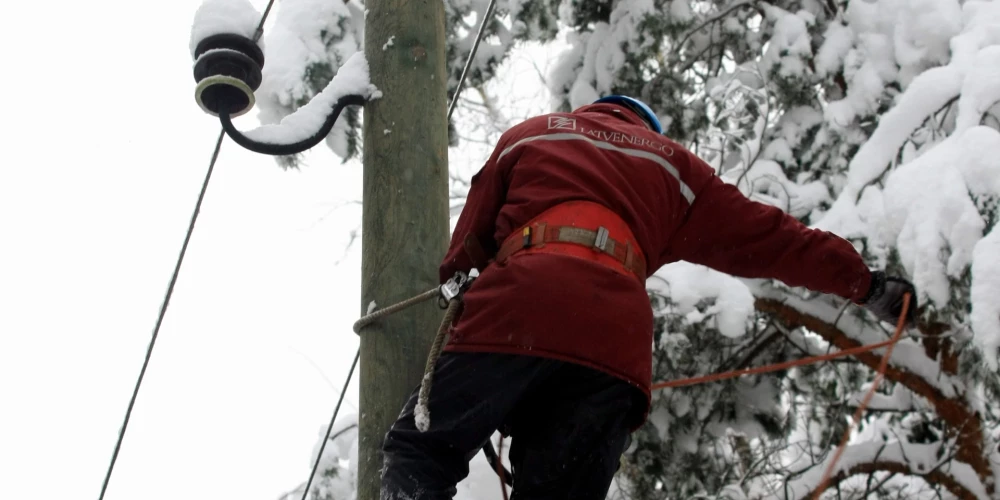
xmin=347 ymin=278 xmax=515 ymax=483
xmin=352 ymin=287 xmax=441 ymax=334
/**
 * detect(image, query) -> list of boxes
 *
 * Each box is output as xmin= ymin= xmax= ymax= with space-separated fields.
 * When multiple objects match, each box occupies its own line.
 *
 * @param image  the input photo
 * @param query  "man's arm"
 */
xmin=439 ymin=151 xmax=509 ymax=283
xmin=669 ymin=175 xmax=872 ymax=302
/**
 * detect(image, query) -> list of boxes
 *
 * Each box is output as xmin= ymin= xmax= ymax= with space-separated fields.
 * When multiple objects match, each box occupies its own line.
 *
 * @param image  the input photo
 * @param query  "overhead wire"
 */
xmin=97 ymin=1 xmax=276 ymax=498
xmin=102 ymin=0 xmax=499 ymax=496
xmin=447 ymin=0 xmax=498 ymax=123
xmin=97 ymin=129 xmax=225 ymax=500
xmin=301 ymin=350 xmax=360 ymax=500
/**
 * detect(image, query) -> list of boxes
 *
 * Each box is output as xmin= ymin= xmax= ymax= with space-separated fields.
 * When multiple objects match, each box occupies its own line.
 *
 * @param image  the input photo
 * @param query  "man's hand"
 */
xmin=860 ymin=271 xmax=918 ymax=326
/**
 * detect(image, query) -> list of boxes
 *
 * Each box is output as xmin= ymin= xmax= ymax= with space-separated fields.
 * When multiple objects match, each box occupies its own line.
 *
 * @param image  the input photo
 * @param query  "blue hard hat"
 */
xmin=594 ymin=95 xmax=663 ymax=134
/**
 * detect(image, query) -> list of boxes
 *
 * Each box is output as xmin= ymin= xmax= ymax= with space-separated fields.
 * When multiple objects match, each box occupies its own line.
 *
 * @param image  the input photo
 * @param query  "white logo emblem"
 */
xmin=547 ymin=116 xmax=576 ymax=130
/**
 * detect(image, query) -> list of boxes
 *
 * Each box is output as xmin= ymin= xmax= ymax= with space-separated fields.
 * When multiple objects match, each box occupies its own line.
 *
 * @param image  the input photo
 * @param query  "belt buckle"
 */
xmin=593 ymin=226 xmax=609 ymax=251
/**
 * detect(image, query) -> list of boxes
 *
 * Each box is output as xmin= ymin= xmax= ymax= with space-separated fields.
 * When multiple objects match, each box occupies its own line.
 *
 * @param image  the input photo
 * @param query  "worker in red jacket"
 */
xmin=380 ymin=96 xmax=916 ymax=500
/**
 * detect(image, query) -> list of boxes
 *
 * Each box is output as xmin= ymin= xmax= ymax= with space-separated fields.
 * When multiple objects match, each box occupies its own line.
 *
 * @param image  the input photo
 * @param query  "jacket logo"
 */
xmin=547 ymin=116 xmax=577 ymax=130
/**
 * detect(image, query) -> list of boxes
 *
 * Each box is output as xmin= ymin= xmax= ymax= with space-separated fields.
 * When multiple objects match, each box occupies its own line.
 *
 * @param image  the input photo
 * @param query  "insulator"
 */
xmin=192 ymin=33 xmax=264 ymax=118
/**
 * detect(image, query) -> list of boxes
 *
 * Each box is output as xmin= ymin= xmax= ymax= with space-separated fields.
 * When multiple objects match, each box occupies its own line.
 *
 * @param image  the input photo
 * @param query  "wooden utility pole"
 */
xmin=358 ymin=0 xmax=448 ymax=498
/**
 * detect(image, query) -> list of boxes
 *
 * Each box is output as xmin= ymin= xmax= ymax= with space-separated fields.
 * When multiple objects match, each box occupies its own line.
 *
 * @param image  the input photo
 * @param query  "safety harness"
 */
xmin=493 ymin=200 xmax=647 ymax=282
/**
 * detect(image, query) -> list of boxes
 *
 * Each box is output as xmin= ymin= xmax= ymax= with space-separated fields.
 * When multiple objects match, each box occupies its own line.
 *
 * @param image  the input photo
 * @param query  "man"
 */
xmin=380 ymin=96 xmax=916 ymax=499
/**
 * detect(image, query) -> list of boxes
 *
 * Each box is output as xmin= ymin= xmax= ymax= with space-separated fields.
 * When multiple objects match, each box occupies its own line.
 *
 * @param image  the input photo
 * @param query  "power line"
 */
xmin=97 ymin=129 xmax=225 ymax=500
xmin=447 ymin=0 xmax=498 ymax=122
xmin=300 ymin=349 xmax=360 ymax=500
xmin=98 ymin=2 xmax=277 ymax=498
xmin=102 ymin=0 xmax=492 ymax=496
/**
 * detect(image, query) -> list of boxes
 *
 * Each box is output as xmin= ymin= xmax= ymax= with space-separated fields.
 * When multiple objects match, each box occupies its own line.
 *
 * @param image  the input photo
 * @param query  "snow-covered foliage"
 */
xmin=279 ymin=417 xmax=359 ymax=500
xmin=244 ymin=52 xmax=379 ymax=148
xmin=601 ymin=1 xmax=1000 ymax=498
xmin=227 ymin=0 xmax=1000 ymax=498
xmin=255 ymin=0 xmax=367 ymax=167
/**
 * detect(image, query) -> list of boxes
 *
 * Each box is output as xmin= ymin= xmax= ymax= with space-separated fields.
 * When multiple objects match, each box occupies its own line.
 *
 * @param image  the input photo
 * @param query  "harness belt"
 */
xmin=495 ymin=201 xmax=647 ymax=282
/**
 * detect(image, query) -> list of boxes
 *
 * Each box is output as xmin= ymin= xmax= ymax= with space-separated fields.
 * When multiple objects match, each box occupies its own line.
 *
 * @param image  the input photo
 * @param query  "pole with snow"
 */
xmin=187 ymin=0 xmax=447 ymax=497
xmin=358 ymin=1 xmax=449 ymax=500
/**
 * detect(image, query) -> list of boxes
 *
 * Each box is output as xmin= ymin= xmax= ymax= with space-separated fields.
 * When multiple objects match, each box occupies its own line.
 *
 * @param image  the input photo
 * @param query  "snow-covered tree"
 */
xmin=255 ymin=0 xmax=1000 ymax=498
xmin=596 ymin=1 xmax=1000 ymax=498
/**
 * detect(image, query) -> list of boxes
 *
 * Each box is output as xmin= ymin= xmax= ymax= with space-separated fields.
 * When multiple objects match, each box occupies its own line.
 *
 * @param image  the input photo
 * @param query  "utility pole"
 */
xmin=358 ymin=0 xmax=448 ymax=498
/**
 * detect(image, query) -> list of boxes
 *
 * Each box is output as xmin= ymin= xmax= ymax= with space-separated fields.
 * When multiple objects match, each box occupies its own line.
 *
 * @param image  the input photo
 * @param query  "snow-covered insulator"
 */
xmin=192 ymin=33 xmax=264 ymax=118
xmin=188 ymin=6 xmax=373 ymax=157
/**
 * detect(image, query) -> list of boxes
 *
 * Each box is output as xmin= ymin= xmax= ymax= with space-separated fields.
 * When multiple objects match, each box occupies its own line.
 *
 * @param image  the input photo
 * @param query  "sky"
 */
xmin=0 ymin=2 xmax=556 ymax=499
xmin=0 ymin=1 xmax=363 ymax=499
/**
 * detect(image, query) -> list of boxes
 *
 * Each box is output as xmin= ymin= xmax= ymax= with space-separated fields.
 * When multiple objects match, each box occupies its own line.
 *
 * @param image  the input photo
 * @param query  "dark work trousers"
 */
xmin=380 ymin=351 xmax=643 ymax=500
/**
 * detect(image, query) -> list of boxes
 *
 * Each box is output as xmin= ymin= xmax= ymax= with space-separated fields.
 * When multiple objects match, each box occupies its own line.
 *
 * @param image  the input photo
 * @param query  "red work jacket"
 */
xmin=439 ymin=103 xmax=871 ymax=422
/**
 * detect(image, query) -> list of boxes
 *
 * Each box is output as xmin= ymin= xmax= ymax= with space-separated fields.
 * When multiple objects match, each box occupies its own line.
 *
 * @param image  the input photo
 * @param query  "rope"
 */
xmin=97 ymin=129 xmax=225 ymax=500
xmin=352 ymin=287 xmax=442 ymax=334
xmin=348 ymin=284 xmax=516 ymax=481
xmin=99 ymin=4 xmax=278 ymax=498
xmin=447 ymin=0 xmax=498 ymax=122
xmin=810 ymin=293 xmax=911 ymax=499
xmin=651 ymin=337 xmax=898 ymax=391
xmin=301 ymin=348 xmax=360 ymax=500
xmin=415 ymin=299 xmax=462 ymax=432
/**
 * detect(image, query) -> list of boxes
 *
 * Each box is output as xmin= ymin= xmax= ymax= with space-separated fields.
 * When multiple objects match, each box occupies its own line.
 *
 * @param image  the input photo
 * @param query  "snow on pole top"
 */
xmin=189 ymin=0 xmax=262 ymax=57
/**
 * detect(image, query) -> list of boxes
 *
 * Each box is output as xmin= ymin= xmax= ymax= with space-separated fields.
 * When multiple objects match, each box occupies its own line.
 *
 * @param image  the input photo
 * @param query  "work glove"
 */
xmin=859 ymin=270 xmax=918 ymax=326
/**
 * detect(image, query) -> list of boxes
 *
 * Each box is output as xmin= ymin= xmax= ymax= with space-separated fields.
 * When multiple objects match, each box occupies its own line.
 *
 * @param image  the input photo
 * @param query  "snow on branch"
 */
xmin=847 ymin=383 xmax=920 ymax=413
xmin=242 ymin=53 xmax=379 ymax=146
xmin=970 ymin=229 xmax=1000 ymax=370
xmin=253 ymin=0 xmax=366 ymax=161
xmin=749 ymin=281 xmax=994 ymax=495
xmin=649 ymin=262 xmax=756 ymax=339
xmin=822 ymin=64 xmax=963 ymax=225
xmin=782 ymin=439 xmax=987 ymax=500
xmin=749 ymin=281 xmax=964 ymax=398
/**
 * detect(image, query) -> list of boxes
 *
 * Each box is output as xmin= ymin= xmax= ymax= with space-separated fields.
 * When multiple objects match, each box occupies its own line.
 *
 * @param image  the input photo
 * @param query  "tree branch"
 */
xmin=675 ymin=1 xmax=763 ymax=54
xmin=798 ymin=459 xmax=979 ymax=500
xmin=755 ymin=297 xmax=994 ymax=496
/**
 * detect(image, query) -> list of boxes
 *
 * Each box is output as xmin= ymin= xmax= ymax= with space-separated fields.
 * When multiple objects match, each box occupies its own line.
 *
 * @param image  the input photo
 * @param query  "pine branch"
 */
xmin=755 ymin=296 xmax=995 ymax=497
xmin=797 ymin=457 xmax=977 ymax=500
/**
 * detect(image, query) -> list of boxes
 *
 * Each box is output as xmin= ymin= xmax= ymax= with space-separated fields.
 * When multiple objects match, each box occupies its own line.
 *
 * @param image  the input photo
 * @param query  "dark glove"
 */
xmin=859 ymin=270 xmax=918 ymax=326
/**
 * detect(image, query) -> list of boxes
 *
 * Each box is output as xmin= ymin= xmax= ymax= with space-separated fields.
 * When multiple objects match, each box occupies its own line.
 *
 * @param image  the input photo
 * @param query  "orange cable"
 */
xmin=652 ymin=338 xmax=896 ymax=391
xmin=810 ymin=293 xmax=910 ymax=499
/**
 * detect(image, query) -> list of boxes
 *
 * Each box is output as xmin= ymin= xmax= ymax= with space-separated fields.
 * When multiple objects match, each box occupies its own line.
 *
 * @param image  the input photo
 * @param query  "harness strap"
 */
xmin=464 ymin=233 xmax=492 ymax=271
xmin=494 ymin=201 xmax=647 ymax=281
